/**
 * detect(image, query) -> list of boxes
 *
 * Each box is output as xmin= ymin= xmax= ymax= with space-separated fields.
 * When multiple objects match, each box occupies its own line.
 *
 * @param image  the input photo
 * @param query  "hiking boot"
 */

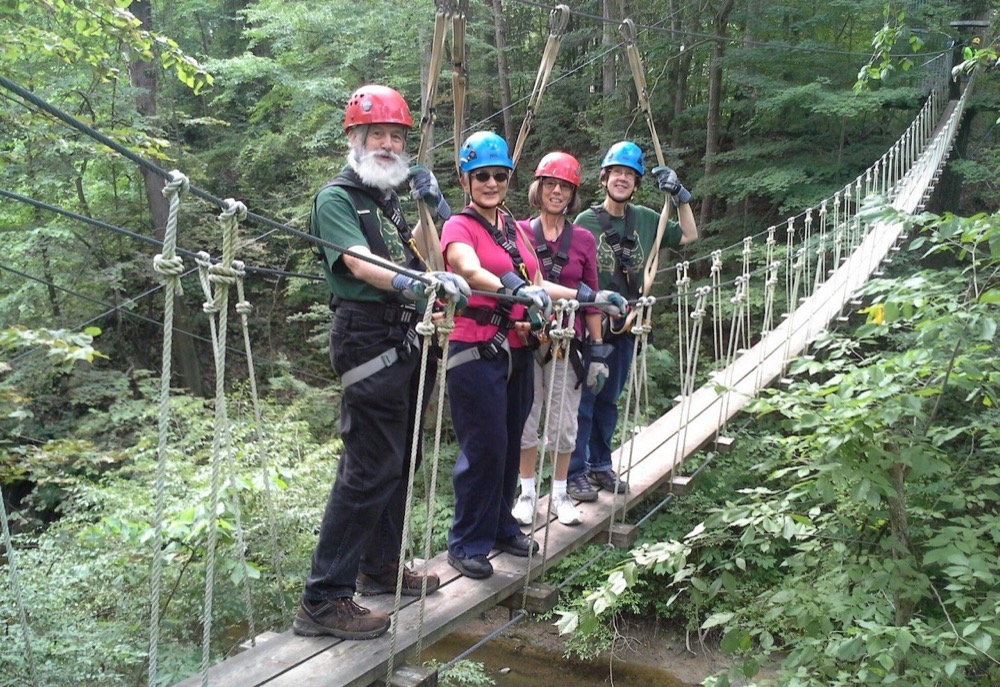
xmin=588 ymin=468 xmax=629 ymax=494
xmin=567 ymin=474 xmax=599 ymax=502
xmin=495 ymin=533 xmax=539 ymax=557
xmin=357 ymin=565 xmax=440 ymax=597
xmin=550 ymin=493 xmax=582 ymax=526
xmin=292 ymin=597 xmax=390 ymax=640
xmin=511 ymin=493 xmax=536 ymax=526
xmin=448 ymin=552 xmax=493 ymax=579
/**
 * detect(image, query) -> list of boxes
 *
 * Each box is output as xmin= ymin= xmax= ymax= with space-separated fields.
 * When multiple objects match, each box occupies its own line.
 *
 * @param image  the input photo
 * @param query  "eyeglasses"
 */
xmin=542 ymin=178 xmax=573 ymax=190
xmin=472 ymin=171 xmax=510 ymax=184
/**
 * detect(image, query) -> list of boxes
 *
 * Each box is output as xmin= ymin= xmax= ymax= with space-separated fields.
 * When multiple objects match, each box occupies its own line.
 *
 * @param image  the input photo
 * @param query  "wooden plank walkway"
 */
xmin=176 ymin=97 xmax=963 ymax=687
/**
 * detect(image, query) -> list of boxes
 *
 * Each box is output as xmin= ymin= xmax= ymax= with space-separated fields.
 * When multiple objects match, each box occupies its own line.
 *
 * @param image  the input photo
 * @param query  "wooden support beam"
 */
xmin=498 ymin=583 xmax=559 ymax=614
xmin=658 ymin=474 xmax=694 ymax=496
xmin=714 ymin=435 xmax=734 ymax=453
xmin=387 ymin=663 xmax=437 ymax=687
xmin=608 ymin=523 xmax=639 ymax=549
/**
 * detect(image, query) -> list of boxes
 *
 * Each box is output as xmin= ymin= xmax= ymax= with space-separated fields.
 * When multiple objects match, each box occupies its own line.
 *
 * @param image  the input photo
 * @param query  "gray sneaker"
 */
xmin=588 ymin=468 xmax=629 ymax=493
xmin=567 ymin=474 xmax=599 ymax=502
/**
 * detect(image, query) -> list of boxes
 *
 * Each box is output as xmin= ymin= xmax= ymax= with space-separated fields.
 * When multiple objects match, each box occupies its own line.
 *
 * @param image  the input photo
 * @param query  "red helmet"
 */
xmin=534 ymin=151 xmax=582 ymax=188
xmin=343 ymin=85 xmax=413 ymax=133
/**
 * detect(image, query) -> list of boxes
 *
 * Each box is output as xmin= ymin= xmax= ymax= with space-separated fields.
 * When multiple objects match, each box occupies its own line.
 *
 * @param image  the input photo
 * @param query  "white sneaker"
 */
xmin=512 ymin=493 xmax=536 ymax=526
xmin=550 ymin=494 xmax=582 ymax=526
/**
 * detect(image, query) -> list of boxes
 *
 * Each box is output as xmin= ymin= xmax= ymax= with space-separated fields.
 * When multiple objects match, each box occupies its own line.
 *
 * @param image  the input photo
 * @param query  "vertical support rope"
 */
xmin=387 ymin=288 xmax=441 ymax=685
xmin=232 ymin=259 xmax=288 ymax=619
xmin=709 ymin=250 xmax=723 ymax=364
xmin=740 ymin=238 xmax=753 ymax=350
xmin=675 ymin=287 xmax=709 ymax=478
xmin=415 ymin=302 xmax=456 ymax=659
xmin=814 ymin=201 xmax=828 ymax=293
xmin=0 ymin=484 xmax=39 ymax=687
xmin=195 ymin=197 xmax=244 ymax=687
xmin=148 ymin=169 xmax=188 ymax=687
xmin=612 ymin=296 xmax=654 ymax=526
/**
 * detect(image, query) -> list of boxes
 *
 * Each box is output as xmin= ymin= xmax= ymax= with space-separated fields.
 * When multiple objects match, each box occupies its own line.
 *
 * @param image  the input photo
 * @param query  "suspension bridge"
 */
xmin=173 ymin=65 xmax=968 ymax=687
xmin=0 ymin=19 xmax=981 ymax=687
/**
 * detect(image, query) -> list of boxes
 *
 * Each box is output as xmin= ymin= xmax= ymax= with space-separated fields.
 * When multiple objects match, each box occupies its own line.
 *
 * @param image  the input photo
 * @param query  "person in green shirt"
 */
xmin=294 ymin=84 xmax=468 ymax=641
xmin=566 ymin=141 xmax=699 ymax=502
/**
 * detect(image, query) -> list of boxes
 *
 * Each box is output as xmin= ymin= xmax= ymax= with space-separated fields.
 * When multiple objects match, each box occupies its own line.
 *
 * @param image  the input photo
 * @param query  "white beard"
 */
xmin=348 ymin=145 xmax=410 ymax=191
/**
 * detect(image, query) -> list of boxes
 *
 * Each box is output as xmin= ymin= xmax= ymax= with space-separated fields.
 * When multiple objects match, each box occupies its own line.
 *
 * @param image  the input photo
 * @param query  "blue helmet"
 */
xmin=459 ymin=131 xmax=514 ymax=172
xmin=601 ymin=141 xmax=645 ymax=176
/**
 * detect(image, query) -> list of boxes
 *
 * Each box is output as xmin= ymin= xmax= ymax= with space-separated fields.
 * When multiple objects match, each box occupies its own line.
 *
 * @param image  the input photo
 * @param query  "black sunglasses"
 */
xmin=472 ymin=171 xmax=510 ymax=183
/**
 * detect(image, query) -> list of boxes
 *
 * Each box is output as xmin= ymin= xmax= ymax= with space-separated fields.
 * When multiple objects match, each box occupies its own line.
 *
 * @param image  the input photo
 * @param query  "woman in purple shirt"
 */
xmin=513 ymin=152 xmax=626 ymax=527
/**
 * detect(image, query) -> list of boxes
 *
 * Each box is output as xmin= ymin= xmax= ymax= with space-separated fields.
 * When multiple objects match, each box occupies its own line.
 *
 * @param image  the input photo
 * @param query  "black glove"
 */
xmin=499 ymin=271 xmax=553 ymax=319
xmin=586 ymin=343 xmax=614 ymax=394
xmin=651 ymin=165 xmax=692 ymax=206
xmin=575 ymin=283 xmax=627 ymax=317
xmin=408 ymin=164 xmax=452 ymax=220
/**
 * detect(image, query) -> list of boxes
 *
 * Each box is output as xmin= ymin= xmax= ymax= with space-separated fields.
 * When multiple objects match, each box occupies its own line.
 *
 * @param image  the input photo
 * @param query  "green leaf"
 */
xmin=702 ymin=612 xmax=734 ymax=630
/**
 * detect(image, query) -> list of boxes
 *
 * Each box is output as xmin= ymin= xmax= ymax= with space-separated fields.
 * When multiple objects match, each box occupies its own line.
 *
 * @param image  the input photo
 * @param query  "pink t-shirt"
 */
xmin=441 ymin=209 xmax=541 ymax=347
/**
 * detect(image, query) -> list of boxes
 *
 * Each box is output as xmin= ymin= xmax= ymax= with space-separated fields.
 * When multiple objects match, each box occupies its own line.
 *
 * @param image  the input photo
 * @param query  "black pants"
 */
xmin=303 ymin=303 xmax=435 ymax=600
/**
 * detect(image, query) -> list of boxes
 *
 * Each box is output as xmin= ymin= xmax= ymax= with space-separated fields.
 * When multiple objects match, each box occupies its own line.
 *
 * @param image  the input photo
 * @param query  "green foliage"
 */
xmin=558 ymin=210 xmax=1000 ymax=686
xmin=434 ymin=659 xmax=495 ymax=687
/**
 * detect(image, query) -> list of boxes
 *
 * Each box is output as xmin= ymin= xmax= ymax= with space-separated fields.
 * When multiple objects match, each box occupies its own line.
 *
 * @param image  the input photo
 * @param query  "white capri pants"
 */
xmin=520 ymin=344 xmax=583 ymax=453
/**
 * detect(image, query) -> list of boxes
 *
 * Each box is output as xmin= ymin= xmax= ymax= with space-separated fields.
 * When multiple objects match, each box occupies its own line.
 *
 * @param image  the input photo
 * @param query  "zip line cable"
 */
xmin=0 ymin=262 xmax=340 ymax=387
xmin=0 ymin=188 xmax=321 ymax=282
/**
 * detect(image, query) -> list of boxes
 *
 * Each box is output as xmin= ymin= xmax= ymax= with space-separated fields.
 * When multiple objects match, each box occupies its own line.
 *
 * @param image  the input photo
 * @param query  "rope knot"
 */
xmin=208 ymin=263 xmax=239 ymax=286
xmin=235 ymin=301 xmax=253 ymax=315
xmin=153 ymin=253 xmax=185 ymax=277
xmin=221 ymin=198 xmax=248 ymax=223
xmin=162 ymin=170 xmax=190 ymax=198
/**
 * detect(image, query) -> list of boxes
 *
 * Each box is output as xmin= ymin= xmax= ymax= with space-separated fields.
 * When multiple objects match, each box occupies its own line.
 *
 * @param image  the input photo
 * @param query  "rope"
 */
xmin=232 ymin=259 xmax=288 ymax=619
xmin=674 ymin=287 xmax=709 ymax=483
xmin=0 ymin=484 xmax=40 ymax=687
xmin=451 ymin=1 xmax=469 ymax=175
xmin=386 ymin=288 xmax=442 ymax=684
xmin=415 ymin=301 xmax=456 ymax=659
xmin=148 ymin=169 xmax=188 ymax=687
xmin=195 ymin=198 xmax=246 ymax=687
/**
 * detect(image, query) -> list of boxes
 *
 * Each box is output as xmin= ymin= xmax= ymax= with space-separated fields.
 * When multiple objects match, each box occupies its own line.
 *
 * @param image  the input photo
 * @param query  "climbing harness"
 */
xmin=530 ymin=217 xmax=574 ymax=283
xmin=447 ymin=208 xmax=531 ymax=371
xmin=591 ymin=204 xmax=642 ymax=302
xmin=509 ymin=5 xmax=571 ymax=168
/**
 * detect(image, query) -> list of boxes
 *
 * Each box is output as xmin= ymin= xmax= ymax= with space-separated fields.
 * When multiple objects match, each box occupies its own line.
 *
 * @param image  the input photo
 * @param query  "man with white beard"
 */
xmin=294 ymin=85 xmax=468 ymax=640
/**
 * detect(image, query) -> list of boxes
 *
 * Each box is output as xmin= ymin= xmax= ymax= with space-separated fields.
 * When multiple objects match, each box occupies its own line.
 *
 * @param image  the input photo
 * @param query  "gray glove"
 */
xmin=431 ymin=272 xmax=470 ymax=310
xmin=651 ymin=165 xmax=692 ymax=205
xmin=408 ymin=164 xmax=452 ymax=220
xmin=586 ymin=343 xmax=613 ymax=394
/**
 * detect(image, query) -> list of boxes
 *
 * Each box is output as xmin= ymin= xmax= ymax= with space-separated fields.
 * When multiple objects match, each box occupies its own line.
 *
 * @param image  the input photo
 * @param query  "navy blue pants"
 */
xmin=569 ymin=334 xmax=635 ymax=479
xmin=303 ymin=304 xmax=434 ymax=600
xmin=447 ymin=343 xmax=533 ymax=559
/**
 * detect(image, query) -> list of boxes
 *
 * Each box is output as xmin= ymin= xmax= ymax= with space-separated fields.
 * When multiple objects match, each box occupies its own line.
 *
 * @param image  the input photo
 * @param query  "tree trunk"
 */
xmin=491 ymin=0 xmax=514 ymax=148
xmin=699 ymin=0 xmax=735 ymax=228
xmin=887 ymin=462 xmax=916 ymax=627
xmin=602 ymin=0 xmax=617 ymax=96
xmin=670 ymin=4 xmax=700 ymax=149
xmin=128 ymin=0 xmax=204 ymax=397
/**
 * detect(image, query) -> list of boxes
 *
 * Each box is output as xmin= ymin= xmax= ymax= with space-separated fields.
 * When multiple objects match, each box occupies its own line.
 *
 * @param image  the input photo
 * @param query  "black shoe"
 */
xmin=495 ymin=533 xmax=539 ymax=557
xmin=588 ymin=468 xmax=629 ymax=494
xmin=567 ymin=473 xmax=599 ymax=502
xmin=448 ymin=553 xmax=493 ymax=579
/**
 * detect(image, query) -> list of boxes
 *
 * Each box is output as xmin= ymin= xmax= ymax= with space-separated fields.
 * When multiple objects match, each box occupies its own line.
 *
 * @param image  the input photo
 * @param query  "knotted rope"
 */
xmin=149 ymin=169 xmax=188 ymax=687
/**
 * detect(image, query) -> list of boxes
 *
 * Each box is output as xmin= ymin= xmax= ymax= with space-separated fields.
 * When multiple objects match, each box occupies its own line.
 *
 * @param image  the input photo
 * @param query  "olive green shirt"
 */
xmin=574 ymin=204 xmax=682 ymax=292
xmin=312 ymin=181 xmax=411 ymax=303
